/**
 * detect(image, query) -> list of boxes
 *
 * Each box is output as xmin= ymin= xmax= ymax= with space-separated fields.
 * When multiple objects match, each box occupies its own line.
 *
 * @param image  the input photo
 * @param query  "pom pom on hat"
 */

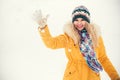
xmin=72 ymin=5 xmax=90 ymax=23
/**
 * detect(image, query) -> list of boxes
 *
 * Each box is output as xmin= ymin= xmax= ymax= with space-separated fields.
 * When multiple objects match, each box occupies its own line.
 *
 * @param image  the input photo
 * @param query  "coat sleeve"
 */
xmin=98 ymin=36 xmax=120 ymax=80
xmin=38 ymin=25 xmax=68 ymax=49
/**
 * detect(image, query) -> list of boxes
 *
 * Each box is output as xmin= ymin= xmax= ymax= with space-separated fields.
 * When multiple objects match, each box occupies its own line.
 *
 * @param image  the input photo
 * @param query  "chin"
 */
xmin=78 ymin=28 xmax=84 ymax=31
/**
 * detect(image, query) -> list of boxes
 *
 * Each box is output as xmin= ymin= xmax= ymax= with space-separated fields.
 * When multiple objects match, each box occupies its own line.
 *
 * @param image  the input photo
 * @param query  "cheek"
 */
xmin=73 ymin=22 xmax=77 ymax=25
xmin=73 ymin=22 xmax=77 ymax=28
xmin=73 ymin=21 xmax=81 ymax=27
xmin=82 ymin=21 xmax=86 ymax=26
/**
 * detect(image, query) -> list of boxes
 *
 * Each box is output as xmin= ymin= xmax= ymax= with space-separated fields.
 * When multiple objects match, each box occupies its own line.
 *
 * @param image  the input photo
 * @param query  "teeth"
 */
xmin=77 ymin=24 xmax=83 ymax=28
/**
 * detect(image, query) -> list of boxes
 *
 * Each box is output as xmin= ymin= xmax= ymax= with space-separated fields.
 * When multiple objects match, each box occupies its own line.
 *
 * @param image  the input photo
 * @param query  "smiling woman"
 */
xmin=33 ymin=4 xmax=120 ymax=80
xmin=0 ymin=0 xmax=120 ymax=80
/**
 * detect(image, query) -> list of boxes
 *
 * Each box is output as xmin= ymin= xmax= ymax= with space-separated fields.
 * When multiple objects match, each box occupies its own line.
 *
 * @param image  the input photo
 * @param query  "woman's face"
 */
xmin=73 ymin=18 xmax=86 ymax=31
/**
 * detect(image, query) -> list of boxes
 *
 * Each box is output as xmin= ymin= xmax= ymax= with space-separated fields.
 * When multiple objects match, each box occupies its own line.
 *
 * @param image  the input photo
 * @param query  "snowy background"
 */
xmin=0 ymin=0 xmax=120 ymax=80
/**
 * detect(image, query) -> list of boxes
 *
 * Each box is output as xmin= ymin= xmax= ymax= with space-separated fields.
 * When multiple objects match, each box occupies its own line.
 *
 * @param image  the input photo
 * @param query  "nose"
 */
xmin=78 ymin=18 xmax=83 ymax=22
xmin=78 ymin=19 xmax=82 ymax=24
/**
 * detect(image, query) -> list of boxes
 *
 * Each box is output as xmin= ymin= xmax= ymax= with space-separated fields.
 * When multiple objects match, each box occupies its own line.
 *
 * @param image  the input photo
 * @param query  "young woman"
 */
xmin=33 ymin=5 xmax=120 ymax=80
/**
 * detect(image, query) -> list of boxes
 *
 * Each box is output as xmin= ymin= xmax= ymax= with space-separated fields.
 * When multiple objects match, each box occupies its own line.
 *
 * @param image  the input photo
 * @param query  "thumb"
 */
xmin=43 ymin=14 xmax=50 ymax=22
xmin=46 ymin=14 xmax=50 ymax=20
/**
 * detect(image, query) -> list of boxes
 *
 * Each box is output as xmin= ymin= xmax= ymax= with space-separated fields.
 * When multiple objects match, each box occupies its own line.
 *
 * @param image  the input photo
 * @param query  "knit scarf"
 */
xmin=79 ymin=28 xmax=103 ymax=73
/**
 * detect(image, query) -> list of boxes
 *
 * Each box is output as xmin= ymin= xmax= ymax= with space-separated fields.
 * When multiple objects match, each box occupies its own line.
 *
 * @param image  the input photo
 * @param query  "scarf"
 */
xmin=79 ymin=28 xmax=103 ymax=73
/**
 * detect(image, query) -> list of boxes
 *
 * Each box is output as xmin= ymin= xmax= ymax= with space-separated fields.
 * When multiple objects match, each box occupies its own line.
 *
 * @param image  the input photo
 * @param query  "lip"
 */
xmin=76 ymin=24 xmax=83 ymax=28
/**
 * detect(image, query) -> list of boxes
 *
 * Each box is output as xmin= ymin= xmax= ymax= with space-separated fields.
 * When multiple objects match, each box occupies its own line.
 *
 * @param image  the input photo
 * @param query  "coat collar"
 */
xmin=63 ymin=21 xmax=101 ymax=45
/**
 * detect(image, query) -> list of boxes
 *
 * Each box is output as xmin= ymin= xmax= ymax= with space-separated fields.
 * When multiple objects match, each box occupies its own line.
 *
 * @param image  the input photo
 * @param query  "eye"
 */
xmin=74 ymin=19 xmax=78 ymax=21
xmin=79 ymin=18 xmax=85 ymax=21
xmin=82 ymin=18 xmax=85 ymax=21
xmin=84 ymin=11 xmax=87 ymax=13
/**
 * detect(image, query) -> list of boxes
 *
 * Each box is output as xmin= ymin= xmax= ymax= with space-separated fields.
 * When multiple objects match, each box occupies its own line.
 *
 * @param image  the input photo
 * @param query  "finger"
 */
xmin=42 ymin=18 xmax=47 ymax=23
xmin=32 ymin=13 xmax=38 ymax=21
xmin=42 ymin=14 xmax=49 ymax=22
xmin=38 ymin=9 xmax=42 ymax=15
xmin=32 ymin=14 xmax=39 ymax=21
xmin=33 ymin=10 xmax=42 ymax=20
xmin=33 ymin=11 xmax=39 ymax=19
xmin=37 ymin=9 xmax=42 ymax=18
xmin=46 ymin=14 xmax=50 ymax=19
xmin=34 ymin=10 xmax=42 ymax=17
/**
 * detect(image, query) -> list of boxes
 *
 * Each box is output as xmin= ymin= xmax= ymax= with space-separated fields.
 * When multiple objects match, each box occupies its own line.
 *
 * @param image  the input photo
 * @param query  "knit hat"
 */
xmin=72 ymin=5 xmax=90 ymax=23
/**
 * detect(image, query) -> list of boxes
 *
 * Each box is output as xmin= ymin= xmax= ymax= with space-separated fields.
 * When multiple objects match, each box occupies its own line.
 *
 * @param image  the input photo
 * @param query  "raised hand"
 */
xmin=33 ymin=9 xmax=49 ymax=28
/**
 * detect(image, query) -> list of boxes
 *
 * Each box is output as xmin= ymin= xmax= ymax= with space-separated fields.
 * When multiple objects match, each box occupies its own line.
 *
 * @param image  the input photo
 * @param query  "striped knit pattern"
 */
xmin=79 ymin=29 xmax=103 ymax=73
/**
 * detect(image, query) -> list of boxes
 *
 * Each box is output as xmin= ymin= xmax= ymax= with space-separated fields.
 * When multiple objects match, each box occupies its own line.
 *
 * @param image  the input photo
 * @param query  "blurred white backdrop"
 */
xmin=0 ymin=0 xmax=120 ymax=80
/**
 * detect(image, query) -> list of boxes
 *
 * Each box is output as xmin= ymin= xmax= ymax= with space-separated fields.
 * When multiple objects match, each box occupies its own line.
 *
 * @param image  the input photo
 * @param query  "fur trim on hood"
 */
xmin=63 ymin=21 xmax=101 ymax=47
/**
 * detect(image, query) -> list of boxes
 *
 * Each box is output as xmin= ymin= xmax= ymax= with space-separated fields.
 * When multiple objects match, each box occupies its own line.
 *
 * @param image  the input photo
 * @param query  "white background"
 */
xmin=0 ymin=0 xmax=120 ymax=80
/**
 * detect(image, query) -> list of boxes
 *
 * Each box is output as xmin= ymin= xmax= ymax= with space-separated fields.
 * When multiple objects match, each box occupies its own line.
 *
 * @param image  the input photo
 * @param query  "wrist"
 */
xmin=38 ymin=25 xmax=47 ymax=32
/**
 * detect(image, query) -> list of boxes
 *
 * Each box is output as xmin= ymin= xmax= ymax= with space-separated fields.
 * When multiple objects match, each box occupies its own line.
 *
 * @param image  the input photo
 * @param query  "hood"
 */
xmin=63 ymin=21 xmax=101 ymax=45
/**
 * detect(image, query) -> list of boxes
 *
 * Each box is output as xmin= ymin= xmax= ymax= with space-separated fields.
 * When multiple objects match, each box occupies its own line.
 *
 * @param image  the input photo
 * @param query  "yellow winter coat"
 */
xmin=38 ymin=24 xmax=119 ymax=80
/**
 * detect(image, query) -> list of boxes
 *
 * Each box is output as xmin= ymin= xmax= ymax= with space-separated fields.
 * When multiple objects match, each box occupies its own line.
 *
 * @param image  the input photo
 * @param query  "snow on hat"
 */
xmin=72 ymin=5 xmax=90 ymax=23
